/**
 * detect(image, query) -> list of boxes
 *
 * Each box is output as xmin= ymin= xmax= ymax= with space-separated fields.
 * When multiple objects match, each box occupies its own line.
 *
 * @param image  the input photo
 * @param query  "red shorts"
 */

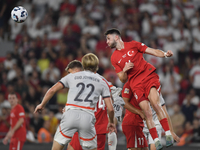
xmin=131 ymin=72 xmax=161 ymax=101
xmin=69 ymin=132 xmax=106 ymax=150
xmin=9 ymin=138 xmax=25 ymax=150
xmin=96 ymin=134 xmax=106 ymax=150
xmin=122 ymin=125 xmax=148 ymax=148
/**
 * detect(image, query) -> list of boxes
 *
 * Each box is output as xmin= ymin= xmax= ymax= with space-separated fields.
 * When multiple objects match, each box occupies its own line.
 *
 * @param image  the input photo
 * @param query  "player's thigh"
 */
xmin=54 ymin=110 xmax=80 ymax=146
xmin=9 ymin=138 xmax=25 ymax=150
xmin=79 ymin=111 xmax=97 ymax=150
xmin=52 ymin=140 xmax=65 ymax=150
xmin=97 ymin=134 xmax=106 ymax=150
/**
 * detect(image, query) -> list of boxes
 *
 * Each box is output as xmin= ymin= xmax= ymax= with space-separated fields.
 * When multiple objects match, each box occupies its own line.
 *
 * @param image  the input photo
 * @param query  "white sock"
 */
xmin=165 ymin=130 xmax=171 ymax=136
xmin=108 ymin=132 xmax=117 ymax=150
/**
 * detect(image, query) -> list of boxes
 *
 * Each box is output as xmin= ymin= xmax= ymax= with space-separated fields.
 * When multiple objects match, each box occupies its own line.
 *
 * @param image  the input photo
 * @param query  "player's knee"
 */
xmin=151 ymin=103 xmax=162 ymax=113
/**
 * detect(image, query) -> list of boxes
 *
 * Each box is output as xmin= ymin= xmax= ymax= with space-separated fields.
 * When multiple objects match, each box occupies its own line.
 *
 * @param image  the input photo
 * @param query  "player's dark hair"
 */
xmin=104 ymin=28 xmax=121 ymax=37
xmin=8 ymin=92 xmax=17 ymax=98
xmin=65 ymin=60 xmax=83 ymax=71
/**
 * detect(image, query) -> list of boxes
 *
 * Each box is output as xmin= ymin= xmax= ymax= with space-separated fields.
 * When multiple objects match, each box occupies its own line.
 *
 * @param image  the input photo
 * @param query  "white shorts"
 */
xmin=143 ymin=125 xmax=162 ymax=145
xmin=54 ymin=109 xmax=97 ymax=149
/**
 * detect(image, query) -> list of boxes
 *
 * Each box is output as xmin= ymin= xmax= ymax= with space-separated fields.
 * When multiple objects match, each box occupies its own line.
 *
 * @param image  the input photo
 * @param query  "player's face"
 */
xmin=106 ymin=34 xmax=117 ymax=48
xmin=8 ymin=94 xmax=18 ymax=107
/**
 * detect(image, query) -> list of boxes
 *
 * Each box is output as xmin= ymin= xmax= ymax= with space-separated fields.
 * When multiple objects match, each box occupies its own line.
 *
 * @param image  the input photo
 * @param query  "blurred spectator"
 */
xmin=37 ymin=51 xmax=50 ymax=73
xmin=15 ymin=77 xmax=28 ymax=101
xmin=0 ymin=105 xmax=10 ymax=139
xmin=30 ymin=112 xmax=44 ymax=137
xmin=25 ymin=86 xmax=40 ymax=106
xmin=42 ymin=62 xmax=60 ymax=84
xmin=177 ymin=121 xmax=193 ymax=146
xmin=189 ymin=58 xmax=200 ymax=97
xmin=170 ymin=104 xmax=185 ymax=136
xmin=3 ymin=52 xmax=16 ymax=71
xmin=182 ymin=94 xmax=198 ymax=123
xmin=27 ymin=70 xmax=42 ymax=93
xmin=139 ymin=0 xmax=158 ymax=15
xmin=192 ymin=23 xmax=200 ymax=59
xmin=159 ymin=64 xmax=181 ymax=107
xmin=183 ymin=88 xmax=199 ymax=106
xmin=24 ymin=58 xmax=40 ymax=78
xmin=43 ymin=111 xmax=58 ymax=135
xmin=37 ymin=119 xmax=52 ymax=143
xmin=4 ymin=83 xmax=21 ymax=102
xmin=191 ymin=118 xmax=200 ymax=143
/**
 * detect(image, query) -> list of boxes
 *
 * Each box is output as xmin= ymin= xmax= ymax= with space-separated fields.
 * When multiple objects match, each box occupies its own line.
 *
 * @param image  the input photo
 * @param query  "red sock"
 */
xmin=149 ymin=127 xmax=158 ymax=140
xmin=160 ymin=118 xmax=170 ymax=131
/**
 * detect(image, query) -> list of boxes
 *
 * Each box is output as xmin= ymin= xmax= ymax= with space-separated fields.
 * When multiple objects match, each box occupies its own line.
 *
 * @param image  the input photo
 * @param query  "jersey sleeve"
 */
xmin=122 ymin=82 xmax=132 ymax=99
xmin=132 ymin=41 xmax=148 ymax=53
xmin=111 ymin=55 xmax=123 ymax=73
xmin=59 ymin=74 xmax=70 ymax=88
xmin=17 ymin=105 xmax=25 ymax=119
xmin=101 ymin=79 xmax=111 ymax=98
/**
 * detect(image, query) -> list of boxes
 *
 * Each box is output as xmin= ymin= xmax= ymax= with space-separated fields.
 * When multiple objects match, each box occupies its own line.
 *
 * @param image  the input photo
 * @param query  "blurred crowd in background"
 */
xmin=0 ymin=0 xmax=200 ymax=146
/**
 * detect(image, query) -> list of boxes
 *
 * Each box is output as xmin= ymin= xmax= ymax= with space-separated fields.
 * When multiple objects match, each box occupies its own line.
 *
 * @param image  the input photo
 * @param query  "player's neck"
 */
xmin=116 ymin=40 xmax=124 ymax=50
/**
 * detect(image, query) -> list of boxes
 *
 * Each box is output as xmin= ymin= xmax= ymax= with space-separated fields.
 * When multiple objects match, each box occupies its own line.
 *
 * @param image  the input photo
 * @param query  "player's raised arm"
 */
xmin=145 ymin=47 xmax=173 ymax=58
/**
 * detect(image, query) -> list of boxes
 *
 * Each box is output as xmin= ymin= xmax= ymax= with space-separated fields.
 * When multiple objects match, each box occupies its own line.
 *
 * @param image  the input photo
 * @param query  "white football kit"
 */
xmin=54 ymin=71 xmax=110 ymax=149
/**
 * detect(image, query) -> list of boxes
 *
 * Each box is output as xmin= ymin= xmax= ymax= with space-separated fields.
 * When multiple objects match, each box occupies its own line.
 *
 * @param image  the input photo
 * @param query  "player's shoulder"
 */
xmin=126 ymin=40 xmax=142 ymax=46
xmin=15 ymin=104 xmax=25 ymax=111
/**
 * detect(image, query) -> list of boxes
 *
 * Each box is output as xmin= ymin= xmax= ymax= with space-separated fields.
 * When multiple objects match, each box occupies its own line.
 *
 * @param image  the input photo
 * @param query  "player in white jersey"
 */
xmin=108 ymin=84 xmax=124 ymax=150
xmin=34 ymin=53 xmax=116 ymax=150
xmin=143 ymin=94 xmax=180 ymax=150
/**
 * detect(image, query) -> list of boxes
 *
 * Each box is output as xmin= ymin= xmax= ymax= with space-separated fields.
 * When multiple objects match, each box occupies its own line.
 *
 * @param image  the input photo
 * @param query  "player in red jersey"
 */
xmin=122 ymin=81 xmax=148 ymax=150
xmin=3 ymin=92 xmax=26 ymax=150
xmin=105 ymin=28 xmax=173 ymax=150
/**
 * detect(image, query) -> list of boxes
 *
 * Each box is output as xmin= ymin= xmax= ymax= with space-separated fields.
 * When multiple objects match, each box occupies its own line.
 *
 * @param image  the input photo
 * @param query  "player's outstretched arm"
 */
xmin=162 ymin=104 xmax=180 ymax=143
xmin=145 ymin=47 xmax=173 ymax=58
xmin=123 ymin=97 xmax=145 ymax=120
xmin=104 ymin=97 xmax=116 ymax=132
xmin=34 ymin=82 xmax=64 ymax=113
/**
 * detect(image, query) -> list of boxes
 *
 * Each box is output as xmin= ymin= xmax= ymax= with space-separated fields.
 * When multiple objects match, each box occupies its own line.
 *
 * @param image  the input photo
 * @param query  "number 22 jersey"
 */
xmin=59 ymin=70 xmax=111 ymax=115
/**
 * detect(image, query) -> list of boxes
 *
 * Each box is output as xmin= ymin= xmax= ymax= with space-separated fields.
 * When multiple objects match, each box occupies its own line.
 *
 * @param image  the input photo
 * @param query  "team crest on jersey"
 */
xmin=124 ymin=88 xmax=129 ymax=94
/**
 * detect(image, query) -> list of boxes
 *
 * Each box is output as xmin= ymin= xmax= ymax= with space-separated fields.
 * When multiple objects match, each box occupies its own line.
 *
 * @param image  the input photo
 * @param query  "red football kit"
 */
xmin=69 ymin=98 xmax=108 ymax=150
xmin=111 ymin=41 xmax=160 ymax=100
xmin=122 ymin=82 xmax=148 ymax=148
xmin=9 ymin=104 xmax=26 ymax=150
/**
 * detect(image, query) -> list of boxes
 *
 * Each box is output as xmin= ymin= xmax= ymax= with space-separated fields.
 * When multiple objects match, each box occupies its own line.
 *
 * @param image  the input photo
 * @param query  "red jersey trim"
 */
xmin=80 ymin=134 xmax=96 ymax=141
xmin=66 ymin=104 xmax=95 ymax=110
xmin=59 ymin=125 xmax=72 ymax=139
